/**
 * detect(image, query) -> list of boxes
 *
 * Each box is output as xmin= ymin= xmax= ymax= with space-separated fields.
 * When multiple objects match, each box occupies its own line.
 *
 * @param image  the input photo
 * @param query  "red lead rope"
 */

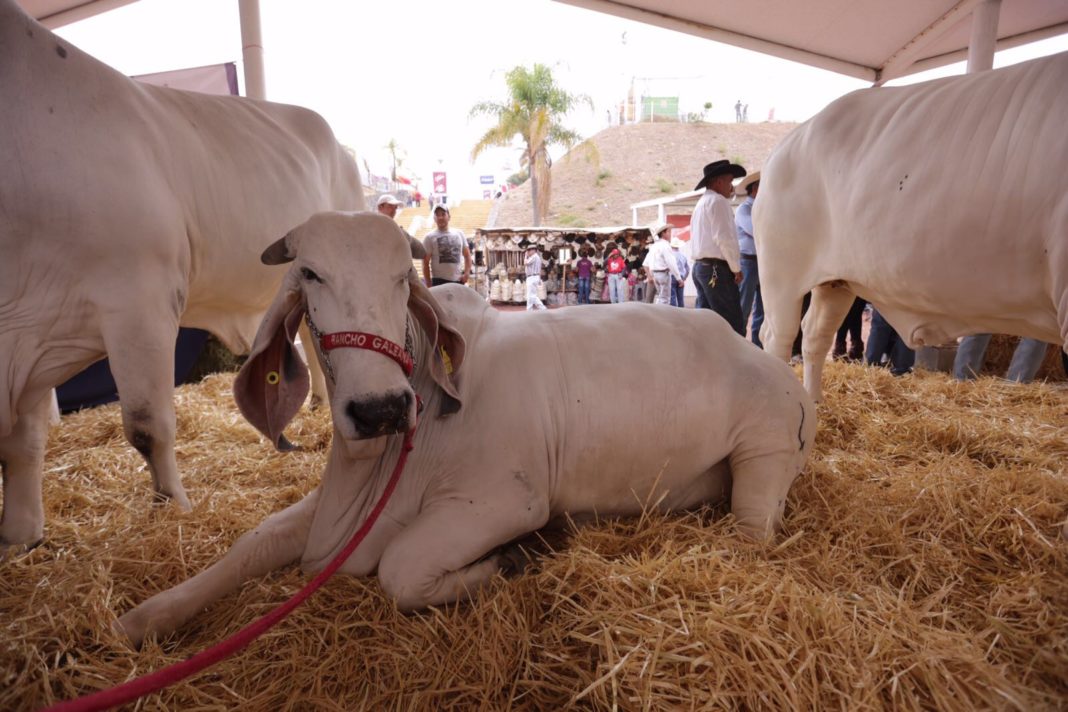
xmin=43 ymin=427 xmax=416 ymax=712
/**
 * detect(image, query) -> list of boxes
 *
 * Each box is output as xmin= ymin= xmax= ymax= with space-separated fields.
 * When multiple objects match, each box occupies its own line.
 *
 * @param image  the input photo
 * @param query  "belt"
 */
xmin=653 ymin=269 xmax=668 ymax=273
xmin=740 ymin=253 xmax=757 ymax=261
xmin=695 ymin=257 xmax=727 ymax=265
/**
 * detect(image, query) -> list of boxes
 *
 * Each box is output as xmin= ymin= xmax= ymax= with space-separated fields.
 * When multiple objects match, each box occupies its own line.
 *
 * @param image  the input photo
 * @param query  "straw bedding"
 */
xmin=2 ymin=364 xmax=1067 ymax=710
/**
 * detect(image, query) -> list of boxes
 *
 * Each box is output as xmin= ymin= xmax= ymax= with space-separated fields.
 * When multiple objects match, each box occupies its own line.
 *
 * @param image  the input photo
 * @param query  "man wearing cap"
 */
xmin=422 ymin=204 xmax=471 ymax=288
xmin=735 ymin=172 xmax=763 ymax=345
xmin=524 ymin=244 xmax=548 ymax=311
xmin=689 ymin=159 xmax=746 ymax=335
xmin=378 ymin=193 xmax=426 ymax=259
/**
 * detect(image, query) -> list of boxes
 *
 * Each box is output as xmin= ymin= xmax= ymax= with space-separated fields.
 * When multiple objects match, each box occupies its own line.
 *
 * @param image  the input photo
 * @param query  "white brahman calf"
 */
xmin=0 ymin=1 xmax=363 ymax=551
xmin=754 ymin=52 xmax=1068 ymax=400
xmin=117 ymin=212 xmax=815 ymax=647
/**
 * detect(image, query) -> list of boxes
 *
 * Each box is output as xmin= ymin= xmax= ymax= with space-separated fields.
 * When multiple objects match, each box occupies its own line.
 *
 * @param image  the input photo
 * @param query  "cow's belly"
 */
xmin=550 ymin=456 xmax=732 ymax=518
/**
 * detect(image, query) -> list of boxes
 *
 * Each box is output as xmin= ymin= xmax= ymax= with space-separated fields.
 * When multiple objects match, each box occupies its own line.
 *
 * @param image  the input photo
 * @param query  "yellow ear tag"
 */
xmin=266 ymin=371 xmax=280 ymax=385
xmin=440 ymin=346 xmax=453 ymax=375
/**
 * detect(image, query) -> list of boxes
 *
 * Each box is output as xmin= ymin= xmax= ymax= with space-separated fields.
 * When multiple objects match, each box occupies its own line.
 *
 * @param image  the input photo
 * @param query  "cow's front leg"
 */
xmin=101 ymin=316 xmax=190 ymax=510
xmin=117 ymin=489 xmax=319 ymax=648
xmin=0 ymin=392 xmax=52 ymax=552
xmin=377 ymin=483 xmax=549 ymax=611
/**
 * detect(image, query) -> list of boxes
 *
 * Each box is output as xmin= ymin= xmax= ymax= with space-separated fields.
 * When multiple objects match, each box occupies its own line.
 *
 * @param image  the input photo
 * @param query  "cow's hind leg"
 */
xmin=377 ymin=486 xmax=549 ymax=610
xmin=0 ymin=392 xmax=52 ymax=552
xmin=729 ymin=398 xmax=815 ymax=541
xmin=801 ymin=283 xmax=857 ymax=400
xmin=101 ymin=315 xmax=190 ymax=510
xmin=117 ymin=489 xmax=319 ymax=648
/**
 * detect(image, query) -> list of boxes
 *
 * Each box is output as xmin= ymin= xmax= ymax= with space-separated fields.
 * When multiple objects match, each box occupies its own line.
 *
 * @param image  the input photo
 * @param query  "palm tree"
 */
xmin=384 ymin=138 xmax=405 ymax=181
xmin=469 ymin=64 xmax=593 ymax=226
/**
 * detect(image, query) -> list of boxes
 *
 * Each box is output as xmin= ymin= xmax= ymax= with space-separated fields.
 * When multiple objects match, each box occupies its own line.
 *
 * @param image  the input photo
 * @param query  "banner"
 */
xmin=479 ymin=175 xmax=494 ymax=185
xmin=134 ymin=62 xmax=238 ymax=96
xmin=433 ymin=172 xmax=447 ymax=194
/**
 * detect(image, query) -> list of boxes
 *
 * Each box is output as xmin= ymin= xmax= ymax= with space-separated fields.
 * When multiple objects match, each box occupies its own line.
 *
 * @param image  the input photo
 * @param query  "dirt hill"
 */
xmin=492 ymin=121 xmax=800 ymax=228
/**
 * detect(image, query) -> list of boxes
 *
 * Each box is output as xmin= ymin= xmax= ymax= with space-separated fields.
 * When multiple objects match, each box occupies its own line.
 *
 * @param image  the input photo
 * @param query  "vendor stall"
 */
xmin=477 ymin=226 xmax=661 ymax=306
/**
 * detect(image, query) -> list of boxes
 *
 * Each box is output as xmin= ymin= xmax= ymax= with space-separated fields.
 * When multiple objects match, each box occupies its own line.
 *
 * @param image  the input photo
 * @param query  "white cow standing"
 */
xmin=0 ymin=1 xmax=363 ymax=550
xmin=116 ymin=212 xmax=816 ymax=647
xmin=755 ymin=52 xmax=1068 ymax=400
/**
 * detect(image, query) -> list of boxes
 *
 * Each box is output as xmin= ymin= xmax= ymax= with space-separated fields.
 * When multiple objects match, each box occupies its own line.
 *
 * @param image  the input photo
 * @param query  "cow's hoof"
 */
xmin=277 ymin=434 xmax=301 ymax=452
xmin=152 ymin=489 xmax=192 ymax=512
xmin=0 ymin=536 xmax=44 ymax=561
xmin=113 ymin=617 xmax=141 ymax=651
xmin=497 ymin=543 xmax=537 ymax=576
xmin=115 ymin=599 xmax=175 ymax=651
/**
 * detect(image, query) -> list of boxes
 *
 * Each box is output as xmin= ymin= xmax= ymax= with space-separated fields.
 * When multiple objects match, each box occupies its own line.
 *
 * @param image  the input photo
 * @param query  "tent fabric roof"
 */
xmin=19 ymin=0 xmax=139 ymax=28
xmin=554 ymin=0 xmax=1068 ymax=83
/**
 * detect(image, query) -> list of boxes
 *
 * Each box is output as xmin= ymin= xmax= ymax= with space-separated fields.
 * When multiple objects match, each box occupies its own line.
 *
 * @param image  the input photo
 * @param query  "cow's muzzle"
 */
xmin=345 ymin=391 xmax=413 ymax=438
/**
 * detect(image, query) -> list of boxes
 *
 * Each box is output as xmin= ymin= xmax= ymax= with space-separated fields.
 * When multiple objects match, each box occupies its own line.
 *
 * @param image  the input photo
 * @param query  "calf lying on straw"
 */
xmin=117 ymin=212 xmax=815 ymax=647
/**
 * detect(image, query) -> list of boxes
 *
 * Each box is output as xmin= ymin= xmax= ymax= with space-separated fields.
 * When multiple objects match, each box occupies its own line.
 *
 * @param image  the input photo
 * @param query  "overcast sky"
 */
xmin=53 ymin=0 xmax=1068 ymax=199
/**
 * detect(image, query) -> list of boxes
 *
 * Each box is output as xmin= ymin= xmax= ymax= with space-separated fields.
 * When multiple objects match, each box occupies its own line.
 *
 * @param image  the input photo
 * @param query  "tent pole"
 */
xmin=239 ymin=0 xmax=266 ymax=99
xmin=967 ymin=0 xmax=1001 ymax=72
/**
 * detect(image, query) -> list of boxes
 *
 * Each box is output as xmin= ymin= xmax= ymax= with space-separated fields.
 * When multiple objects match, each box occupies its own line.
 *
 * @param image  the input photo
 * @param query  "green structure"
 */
xmin=641 ymin=96 xmax=679 ymax=121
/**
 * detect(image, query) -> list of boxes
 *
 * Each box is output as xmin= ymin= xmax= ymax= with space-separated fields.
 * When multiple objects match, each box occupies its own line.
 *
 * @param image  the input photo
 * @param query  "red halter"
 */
xmin=319 ymin=331 xmax=414 ymax=377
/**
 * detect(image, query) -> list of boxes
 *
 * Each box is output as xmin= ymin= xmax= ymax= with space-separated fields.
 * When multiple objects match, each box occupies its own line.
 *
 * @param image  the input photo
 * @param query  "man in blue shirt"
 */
xmin=669 ymin=237 xmax=689 ymax=307
xmin=735 ymin=172 xmax=762 ymax=346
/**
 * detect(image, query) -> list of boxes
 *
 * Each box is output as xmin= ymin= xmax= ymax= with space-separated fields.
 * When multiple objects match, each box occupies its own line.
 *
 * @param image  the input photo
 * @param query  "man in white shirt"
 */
xmin=642 ymin=224 xmax=684 ymax=305
xmin=422 ymin=205 xmax=471 ymax=287
xmin=524 ymin=244 xmax=547 ymax=311
xmin=688 ymin=160 xmax=747 ymax=335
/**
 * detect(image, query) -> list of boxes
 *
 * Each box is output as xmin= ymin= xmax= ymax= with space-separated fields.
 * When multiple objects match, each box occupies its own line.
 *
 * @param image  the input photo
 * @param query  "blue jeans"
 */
xmin=692 ymin=259 xmax=744 ymax=335
xmin=953 ymin=334 xmax=1048 ymax=382
xmin=670 ymin=280 xmax=686 ymax=307
xmin=577 ymin=276 xmax=591 ymax=304
xmin=865 ymin=309 xmax=914 ymax=375
xmin=608 ymin=273 xmax=627 ymax=303
xmin=738 ymin=257 xmax=763 ymax=346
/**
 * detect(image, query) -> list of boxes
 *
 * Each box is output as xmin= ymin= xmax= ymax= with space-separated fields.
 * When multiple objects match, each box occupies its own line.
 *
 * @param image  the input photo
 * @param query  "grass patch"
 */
xmin=653 ymin=178 xmax=674 ymax=194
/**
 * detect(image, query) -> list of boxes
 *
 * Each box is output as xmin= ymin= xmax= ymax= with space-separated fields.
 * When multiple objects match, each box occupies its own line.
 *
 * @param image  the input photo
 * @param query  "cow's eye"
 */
xmin=301 ymin=267 xmax=323 ymax=283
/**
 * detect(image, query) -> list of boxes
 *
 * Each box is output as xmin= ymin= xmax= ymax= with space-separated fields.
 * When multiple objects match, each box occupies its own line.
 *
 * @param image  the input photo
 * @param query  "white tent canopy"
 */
xmin=554 ymin=0 xmax=1068 ymax=83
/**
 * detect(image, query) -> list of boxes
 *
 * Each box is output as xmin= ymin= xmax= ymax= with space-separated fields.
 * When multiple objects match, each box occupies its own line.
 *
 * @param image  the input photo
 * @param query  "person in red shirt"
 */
xmin=605 ymin=247 xmax=628 ymax=303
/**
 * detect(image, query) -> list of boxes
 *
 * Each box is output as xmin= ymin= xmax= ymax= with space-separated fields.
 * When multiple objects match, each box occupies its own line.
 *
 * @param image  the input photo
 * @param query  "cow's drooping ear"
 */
xmin=261 ymin=232 xmax=295 ymax=265
xmin=407 ymin=273 xmax=466 ymax=415
xmin=233 ymin=281 xmax=310 ymax=448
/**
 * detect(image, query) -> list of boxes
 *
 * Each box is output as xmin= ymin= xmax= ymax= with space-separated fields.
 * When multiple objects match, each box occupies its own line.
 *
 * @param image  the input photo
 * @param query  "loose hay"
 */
xmin=2 ymin=366 xmax=1067 ymax=710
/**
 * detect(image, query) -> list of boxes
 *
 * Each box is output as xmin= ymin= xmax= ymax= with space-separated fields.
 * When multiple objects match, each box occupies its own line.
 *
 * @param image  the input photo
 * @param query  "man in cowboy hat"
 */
xmin=642 ymin=223 xmax=684 ymax=305
xmin=524 ymin=243 xmax=547 ymax=311
xmin=689 ymin=159 xmax=747 ymax=335
xmin=735 ymin=171 xmax=762 ymax=345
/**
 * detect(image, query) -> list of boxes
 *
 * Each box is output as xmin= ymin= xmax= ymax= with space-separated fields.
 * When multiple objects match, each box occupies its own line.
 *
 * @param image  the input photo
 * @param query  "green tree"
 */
xmin=469 ymin=64 xmax=592 ymax=226
xmin=384 ymin=138 xmax=405 ymax=181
